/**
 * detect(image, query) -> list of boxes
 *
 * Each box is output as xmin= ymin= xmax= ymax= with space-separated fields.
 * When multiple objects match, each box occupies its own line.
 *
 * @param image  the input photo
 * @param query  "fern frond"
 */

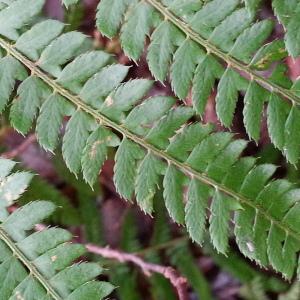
xmin=97 ymin=0 xmax=300 ymax=164
xmin=0 ymin=158 xmax=114 ymax=300
xmin=2 ymin=0 xmax=300 ymax=280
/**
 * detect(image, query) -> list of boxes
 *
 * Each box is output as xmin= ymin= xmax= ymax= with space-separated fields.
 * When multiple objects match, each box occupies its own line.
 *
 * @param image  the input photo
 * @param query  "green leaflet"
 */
xmin=80 ymin=64 xmax=130 ymax=107
xmin=146 ymin=106 xmax=194 ymax=149
xmin=241 ymin=164 xmax=277 ymax=198
xmin=209 ymin=191 xmax=241 ymax=254
xmin=0 ymin=159 xmax=114 ymax=299
xmin=38 ymin=32 xmax=92 ymax=77
xmin=114 ymin=139 xmax=145 ymax=200
xmin=267 ymin=93 xmax=290 ymax=151
xmin=57 ymin=51 xmax=111 ymax=93
xmin=136 ymin=153 xmax=165 ymax=214
xmin=216 ymin=68 xmax=241 ymax=128
xmin=285 ymin=7 xmax=300 ymax=58
xmin=15 ymin=20 xmax=64 ymax=61
xmin=230 ymin=20 xmax=273 ymax=63
xmin=120 ymin=2 xmax=156 ymax=61
xmin=171 ymin=39 xmax=204 ymax=99
xmin=147 ymin=21 xmax=183 ymax=82
xmin=10 ymin=76 xmax=51 ymax=134
xmin=272 ymin=0 xmax=300 ymax=57
xmin=209 ymin=8 xmax=253 ymax=53
xmin=250 ymin=40 xmax=288 ymax=70
xmin=163 ymin=165 xmax=185 ymax=224
xmin=0 ymin=0 xmax=44 ymax=40
xmin=100 ymin=79 xmax=153 ymax=122
xmin=206 ymin=139 xmax=248 ymax=182
xmin=185 ymin=179 xmax=211 ymax=245
xmin=82 ymin=126 xmax=120 ymax=187
xmin=96 ymin=0 xmax=130 ymax=39
xmin=36 ymin=94 xmax=73 ymax=152
xmin=187 ymin=132 xmax=233 ymax=172
xmin=272 ymin=0 xmax=298 ymax=27
xmin=0 ymin=159 xmax=16 ymax=181
xmin=269 ymin=63 xmax=293 ymax=89
xmin=167 ymin=0 xmax=202 ymax=19
xmin=0 ymin=57 xmax=27 ymax=112
xmin=62 ymin=110 xmax=93 ymax=175
xmin=192 ymin=55 xmax=223 ymax=115
xmin=191 ymin=0 xmax=240 ymax=38
xmin=0 ymin=170 xmax=33 ymax=221
xmin=285 ymin=106 xmax=300 ymax=165
xmin=124 ymin=96 xmax=176 ymax=135
xmin=243 ymin=81 xmax=266 ymax=142
xmin=167 ymin=123 xmax=214 ymax=161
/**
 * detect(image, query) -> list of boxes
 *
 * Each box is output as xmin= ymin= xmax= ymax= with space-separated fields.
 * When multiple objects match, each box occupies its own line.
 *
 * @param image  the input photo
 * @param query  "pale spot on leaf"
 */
xmin=51 ymin=255 xmax=57 ymax=262
xmin=246 ymin=241 xmax=255 ymax=253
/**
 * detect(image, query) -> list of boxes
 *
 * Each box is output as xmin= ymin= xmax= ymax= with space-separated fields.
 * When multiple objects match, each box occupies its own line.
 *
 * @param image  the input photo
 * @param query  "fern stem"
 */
xmin=0 ymin=227 xmax=63 ymax=300
xmin=1 ymin=38 xmax=300 ymax=244
xmin=146 ymin=0 xmax=300 ymax=106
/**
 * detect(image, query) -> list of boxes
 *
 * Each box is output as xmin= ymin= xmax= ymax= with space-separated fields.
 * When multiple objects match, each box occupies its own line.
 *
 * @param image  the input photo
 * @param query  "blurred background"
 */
xmin=2 ymin=0 xmax=300 ymax=299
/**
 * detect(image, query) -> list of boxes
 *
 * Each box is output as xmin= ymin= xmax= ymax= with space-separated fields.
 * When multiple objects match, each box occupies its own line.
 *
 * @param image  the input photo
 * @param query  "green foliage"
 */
xmin=0 ymin=158 xmax=113 ymax=299
xmin=169 ymin=243 xmax=213 ymax=300
xmin=19 ymin=176 xmax=80 ymax=226
xmin=97 ymin=0 xmax=300 ymax=164
xmin=2 ymin=0 xmax=300 ymax=283
xmin=272 ymin=0 xmax=300 ymax=58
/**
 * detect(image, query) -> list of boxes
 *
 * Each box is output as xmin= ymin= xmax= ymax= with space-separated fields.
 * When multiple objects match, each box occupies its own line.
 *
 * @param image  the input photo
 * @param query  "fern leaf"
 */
xmin=2 ymin=0 xmax=300 ymax=280
xmin=15 ymin=20 xmax=64 ymax=61
xmin=10 ymin=77 xmax=51 ymax=134
xmin=0 ymin=158 xmax=114 ymax=299
xmin=0 ymin=57 xmax=27 ymax=112
xmin=82 ymin=126 xmax=120 ymax=187
xmin=62 ymin=110 xmax=92 ymax=175
xmin=0 ymin=0 xmax=44 ymax=40
xmin=97 ymin=0 xmax=300 ymax=163
xmin=185 ymin=179 xmax=210 ymax=245
xmin=136 ymin=153 xmax=165 ymax=214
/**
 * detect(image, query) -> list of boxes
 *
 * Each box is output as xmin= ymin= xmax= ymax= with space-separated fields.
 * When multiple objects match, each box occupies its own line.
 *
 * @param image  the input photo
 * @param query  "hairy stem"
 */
xmin=1 ymin=38 xmax=300 ymax=244
xmin=86 ymin=244 xmax=189 ymax=300
xmin=146 ymin=0 xmax=300 ymax=105
xmin=0 ymin=227 xmax=62 ymax=300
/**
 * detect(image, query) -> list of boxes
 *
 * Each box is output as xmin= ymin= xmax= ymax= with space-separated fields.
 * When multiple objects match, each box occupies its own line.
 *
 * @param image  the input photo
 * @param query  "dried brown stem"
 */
xmin=86 ymin=244 xmax=189 ymax=300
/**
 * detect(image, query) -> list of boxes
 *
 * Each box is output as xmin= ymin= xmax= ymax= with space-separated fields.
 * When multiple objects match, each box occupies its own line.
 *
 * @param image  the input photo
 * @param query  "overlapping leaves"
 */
xmin=97 ymin=0 xmax=300 ymax=164
xmin=1 ymin=0 xmax=300 ymax=281
xmin=0 ymin=158 xmax=114 ymax=300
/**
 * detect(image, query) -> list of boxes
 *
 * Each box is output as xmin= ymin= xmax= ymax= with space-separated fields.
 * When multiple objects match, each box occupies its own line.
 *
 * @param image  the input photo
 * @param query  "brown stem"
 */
xmin=2 ymin=134 xmax=37 ymax=159
xmin=86 ymin=244 xmax=189 ymax=300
